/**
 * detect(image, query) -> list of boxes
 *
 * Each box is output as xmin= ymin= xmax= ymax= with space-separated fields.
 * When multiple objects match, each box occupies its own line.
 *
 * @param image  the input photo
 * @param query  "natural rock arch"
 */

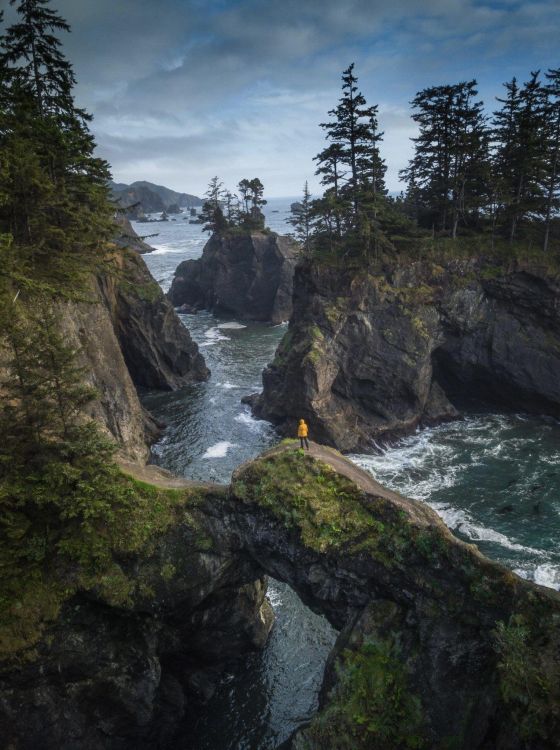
xmin=217 ymin=442 xmax=560 ymax=749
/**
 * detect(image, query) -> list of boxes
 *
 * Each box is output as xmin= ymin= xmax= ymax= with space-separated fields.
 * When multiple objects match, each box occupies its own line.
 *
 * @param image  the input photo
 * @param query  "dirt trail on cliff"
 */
xmin=302 ymin=442 xmax=435 ymax=522
xmin=118 ymin=459 xmax=222 ymax=491
xmin=121 ymin=443 xmax=436 ymax=526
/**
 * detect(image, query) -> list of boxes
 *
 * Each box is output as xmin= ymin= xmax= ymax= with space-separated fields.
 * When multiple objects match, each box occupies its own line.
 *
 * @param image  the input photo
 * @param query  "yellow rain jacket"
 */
xmin=298 ymin=420 xmax=308 ymax=438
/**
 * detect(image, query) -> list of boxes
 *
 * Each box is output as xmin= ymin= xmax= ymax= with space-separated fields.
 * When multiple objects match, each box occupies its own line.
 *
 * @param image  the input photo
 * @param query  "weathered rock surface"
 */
xmin=3 ymin=444 xmax=558 ymax=749
xmin=57 ymin=250 xmax=208 ymax=461
xmin=114 ymin=214 xmax=156 ymax=254
xmin=167 ymin=231 xmax=300 ymax=324
xmin=253 ymin=259 xmax=560 ymax=450
xmin=0 ymin=468 xmax=272 ymax=750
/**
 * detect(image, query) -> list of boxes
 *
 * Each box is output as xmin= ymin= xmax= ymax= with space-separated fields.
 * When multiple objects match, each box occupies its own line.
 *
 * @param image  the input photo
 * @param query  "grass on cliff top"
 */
xmin=232 ymin=447 xmax=383 ymax=553
xmin=231 ymin=446 xmax=452 ymax=568
xmin=0 ymin=470 xmax=205 ymax=662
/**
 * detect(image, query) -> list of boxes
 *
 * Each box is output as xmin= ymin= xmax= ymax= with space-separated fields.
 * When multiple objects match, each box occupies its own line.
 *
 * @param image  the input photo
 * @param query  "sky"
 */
xmin=3 ymin=0 xmax=560 ymax=197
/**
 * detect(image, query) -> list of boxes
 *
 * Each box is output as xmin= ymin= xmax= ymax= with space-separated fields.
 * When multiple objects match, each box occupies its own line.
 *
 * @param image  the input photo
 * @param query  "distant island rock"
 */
xmin=110 ymin=180 xmax=202 ymax=219
xmin=168 ymin=230 xmax=300 ymax=324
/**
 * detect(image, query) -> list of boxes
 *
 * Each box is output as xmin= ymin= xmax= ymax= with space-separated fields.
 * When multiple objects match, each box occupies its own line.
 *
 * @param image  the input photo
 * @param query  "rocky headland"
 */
xmin=2 ymin=442 xmax=560 ymax=749
xmin=251 ymin=257 xmax=560 ymax=450
xmin=114 ymin=214 xmax=156 ymax=254
xmin=167 ymin=230 xmax=300 ymax=323
xmin=50 ymin=249 xmax=208 ymax=462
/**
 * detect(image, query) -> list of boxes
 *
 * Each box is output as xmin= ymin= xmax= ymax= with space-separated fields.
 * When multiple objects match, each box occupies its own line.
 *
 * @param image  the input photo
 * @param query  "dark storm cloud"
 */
xmin=5 ymin=0 xmax=559 ymax=194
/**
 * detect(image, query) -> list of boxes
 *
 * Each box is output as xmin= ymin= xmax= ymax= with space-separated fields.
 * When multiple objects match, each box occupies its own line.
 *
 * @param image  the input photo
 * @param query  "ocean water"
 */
xmin=137 ymin=199 xmax=560 ymax=749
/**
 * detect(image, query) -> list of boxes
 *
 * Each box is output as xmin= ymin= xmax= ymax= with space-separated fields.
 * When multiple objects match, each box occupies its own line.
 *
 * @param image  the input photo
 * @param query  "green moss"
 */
xmin=232 ymin=448 xmax=451 ymax=570
xmin=118 ymin=278 xmax=162 ymax=304
xmin=304 ymin=636 xmax=426 ymax=749
xmin=493 ymin=615 xmax=559 ymax=741
xmin=272 ymin=328 xmax=294 ymax=366
xmin=233 ymin=450 xmax=384 ymax=553
xmin=0 ymin=471 xmax=205 ymax=660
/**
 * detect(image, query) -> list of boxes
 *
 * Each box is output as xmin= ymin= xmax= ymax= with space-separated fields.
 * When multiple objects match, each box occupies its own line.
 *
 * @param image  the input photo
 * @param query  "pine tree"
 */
xmin=318 ymin=63 xmax=371 ymax=216
xmin=198 ymin=176 xmax=227 ymax=233
xmin=401 ymin=80 xmax=490 ymax=236
xmin=493 ymin=72 xmax=546 ymax=242
xmin=237 ymin=177 xmax=266 ymax=229
xmin=289 ymin=181 xmax=313 ymax=254
xmin=0 ymin=0 xmax=113 ymax=286
xmin=542 ymin=68 xmax=560 ymax=252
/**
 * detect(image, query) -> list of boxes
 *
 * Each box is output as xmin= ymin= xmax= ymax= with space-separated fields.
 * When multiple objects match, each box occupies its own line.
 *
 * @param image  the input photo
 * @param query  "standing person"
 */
xmin=298 ymin=419 xmax=310 ymax=450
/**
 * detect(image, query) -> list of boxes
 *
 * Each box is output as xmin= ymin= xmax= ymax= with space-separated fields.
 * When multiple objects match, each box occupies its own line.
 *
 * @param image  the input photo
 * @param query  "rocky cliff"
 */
xmin=168 ymin=231 xmax=300 ymax=324
xmin=0 ymin=463 xmax=273 ymax=750
xmin=252 ymin=258 xmax=560 ymax=450
xmin=2 ymin=443 xmax=559 ymax=749
xmin=58 ymin=249 xmax=208 ymax=461
xmin=114 ymin=214 xmax=156 ymax=254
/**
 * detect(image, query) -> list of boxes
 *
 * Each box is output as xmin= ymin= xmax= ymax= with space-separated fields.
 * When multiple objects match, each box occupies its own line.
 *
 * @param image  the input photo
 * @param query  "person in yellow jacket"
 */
xmin=298 ymin=419 xmax=310 ymax=450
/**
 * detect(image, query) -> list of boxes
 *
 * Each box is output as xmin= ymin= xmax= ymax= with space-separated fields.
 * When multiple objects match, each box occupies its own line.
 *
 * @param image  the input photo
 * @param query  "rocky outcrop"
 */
xmin=114 ymin=214 xmax=156 ymax=254
xmin=168 ymin=231 xmax=300 ymax=324
xmin=111 ymin=181 xmax=202 ymax=218
xmin=3 ymin=444 xmax=559 ymax=749
xmin=103 ymin=250 xmax=209 ymax=390
xmin=56 ymin=250 xmax=208 ymax=460
xmin=225 ymin=444 xmax=560 ymax=749
xmin=253 ymin=259 xmax=560 ymax=450
xmin=0 ymin=465 xmax=273 ymax=750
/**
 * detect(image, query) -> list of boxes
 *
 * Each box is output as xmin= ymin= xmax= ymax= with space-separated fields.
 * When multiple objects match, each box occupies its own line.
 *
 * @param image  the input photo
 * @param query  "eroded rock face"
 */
xmin=225 ymin=444 xmax=560 ymax=750
xmin=1 ymin=445 xmax=559 ymax=749
xmin=0 ymin=473 xmax=273 ymax=750
xmin=253 ymin=259 xmax=560 ymax=450
xmin=104 ymin=250 xmax=209 ymax=390
xmin=167 ymin=231 xmax=300 ymax=324
xmin=55 ymin=251 xmax=208 ymax=460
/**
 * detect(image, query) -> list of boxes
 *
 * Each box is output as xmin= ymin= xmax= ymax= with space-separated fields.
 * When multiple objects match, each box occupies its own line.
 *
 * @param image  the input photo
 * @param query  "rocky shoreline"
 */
xmin=251 ymin=258 xmax=560 ymax=451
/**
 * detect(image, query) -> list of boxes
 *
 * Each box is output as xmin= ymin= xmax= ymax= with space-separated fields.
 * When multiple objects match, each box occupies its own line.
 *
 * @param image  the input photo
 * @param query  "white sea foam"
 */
xmin=515 ymin=564 xmax=560 ymax=591
xmin=200 ymin=327 xmax=230 ymax=346
xmin=217 ymin=382 xmax=237 ymax=389
xmin=266 ymin=583 xmax=284 ymax=608
xmin=202 ymin=441 xmax=236 ymax=458
xmin=235 ymin=411 xmax=266 ymax=431
xmin=218 ymin=321 xmax=247 ymax=330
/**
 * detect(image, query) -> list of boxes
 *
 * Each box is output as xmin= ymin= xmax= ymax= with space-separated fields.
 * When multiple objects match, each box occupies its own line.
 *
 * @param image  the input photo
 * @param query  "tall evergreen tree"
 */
xmin=493 ymin=72 xmax=546 ymax=242
xmin=318 ymin=64 xmax=374 ymax=216
xmin=289 ymin=181 xmax=313 ymax=254
xmin=0 ymin=0 xmax=113 ymax=283
xmin=198 ymin=176 xmax=227 ymax=233
xmin=542 ymin=68 xmax=560 ymax=252
xmin=401 ymin=80 xmax=490 ymax=236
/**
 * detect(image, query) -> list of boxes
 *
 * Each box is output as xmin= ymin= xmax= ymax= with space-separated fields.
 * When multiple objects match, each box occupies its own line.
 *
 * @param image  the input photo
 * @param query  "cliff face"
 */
xmin=0 ymin=465 xmax=273 ymax=750
xmin=114 ymin=214 xmax=155 ymax=254
xmin=253 ymin=259 xmax=560 ymax=450
xmin=58 ymin=250 xmax=208 ymax=461
xmin=3 ymin=445 xmax=559 ymax=749
xmin=167 ymin=231 xmax=299 ymax=324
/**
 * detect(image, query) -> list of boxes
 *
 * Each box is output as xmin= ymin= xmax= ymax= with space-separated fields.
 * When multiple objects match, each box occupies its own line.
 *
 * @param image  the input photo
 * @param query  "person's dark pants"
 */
xmin=300 ymin=437 xmax=309 ymax=450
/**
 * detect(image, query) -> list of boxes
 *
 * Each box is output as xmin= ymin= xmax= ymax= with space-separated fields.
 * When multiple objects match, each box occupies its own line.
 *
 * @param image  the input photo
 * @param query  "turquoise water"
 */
xmin=138 ymin=200 xmax=560 ymax=749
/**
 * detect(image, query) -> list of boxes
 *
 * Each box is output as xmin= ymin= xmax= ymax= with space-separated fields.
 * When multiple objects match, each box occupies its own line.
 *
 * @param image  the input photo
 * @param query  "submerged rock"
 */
xmin=167 ymin=230 xmax=300 ymax=324
xmin=253 ymin=259 xmax=560 ymax=450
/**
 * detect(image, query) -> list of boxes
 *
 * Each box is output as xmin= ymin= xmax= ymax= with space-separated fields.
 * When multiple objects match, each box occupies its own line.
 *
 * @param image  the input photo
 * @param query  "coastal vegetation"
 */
xmin=197 ymin=174 xmax=269 ymax=232
xmin=289 ymin=64 xmax=560 ymax=265
xmin=0 ymin=1 xmax=183 ymax=656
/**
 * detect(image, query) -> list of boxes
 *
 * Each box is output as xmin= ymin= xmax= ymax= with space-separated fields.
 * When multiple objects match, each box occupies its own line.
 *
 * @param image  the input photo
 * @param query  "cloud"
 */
xmin=3 ymin=0 xmax=559 ymax=195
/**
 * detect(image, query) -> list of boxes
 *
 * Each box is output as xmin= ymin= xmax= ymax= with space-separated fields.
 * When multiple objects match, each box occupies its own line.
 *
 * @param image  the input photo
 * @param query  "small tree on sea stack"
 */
xmin=289 ymin=181 xmax=313 ymax=255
